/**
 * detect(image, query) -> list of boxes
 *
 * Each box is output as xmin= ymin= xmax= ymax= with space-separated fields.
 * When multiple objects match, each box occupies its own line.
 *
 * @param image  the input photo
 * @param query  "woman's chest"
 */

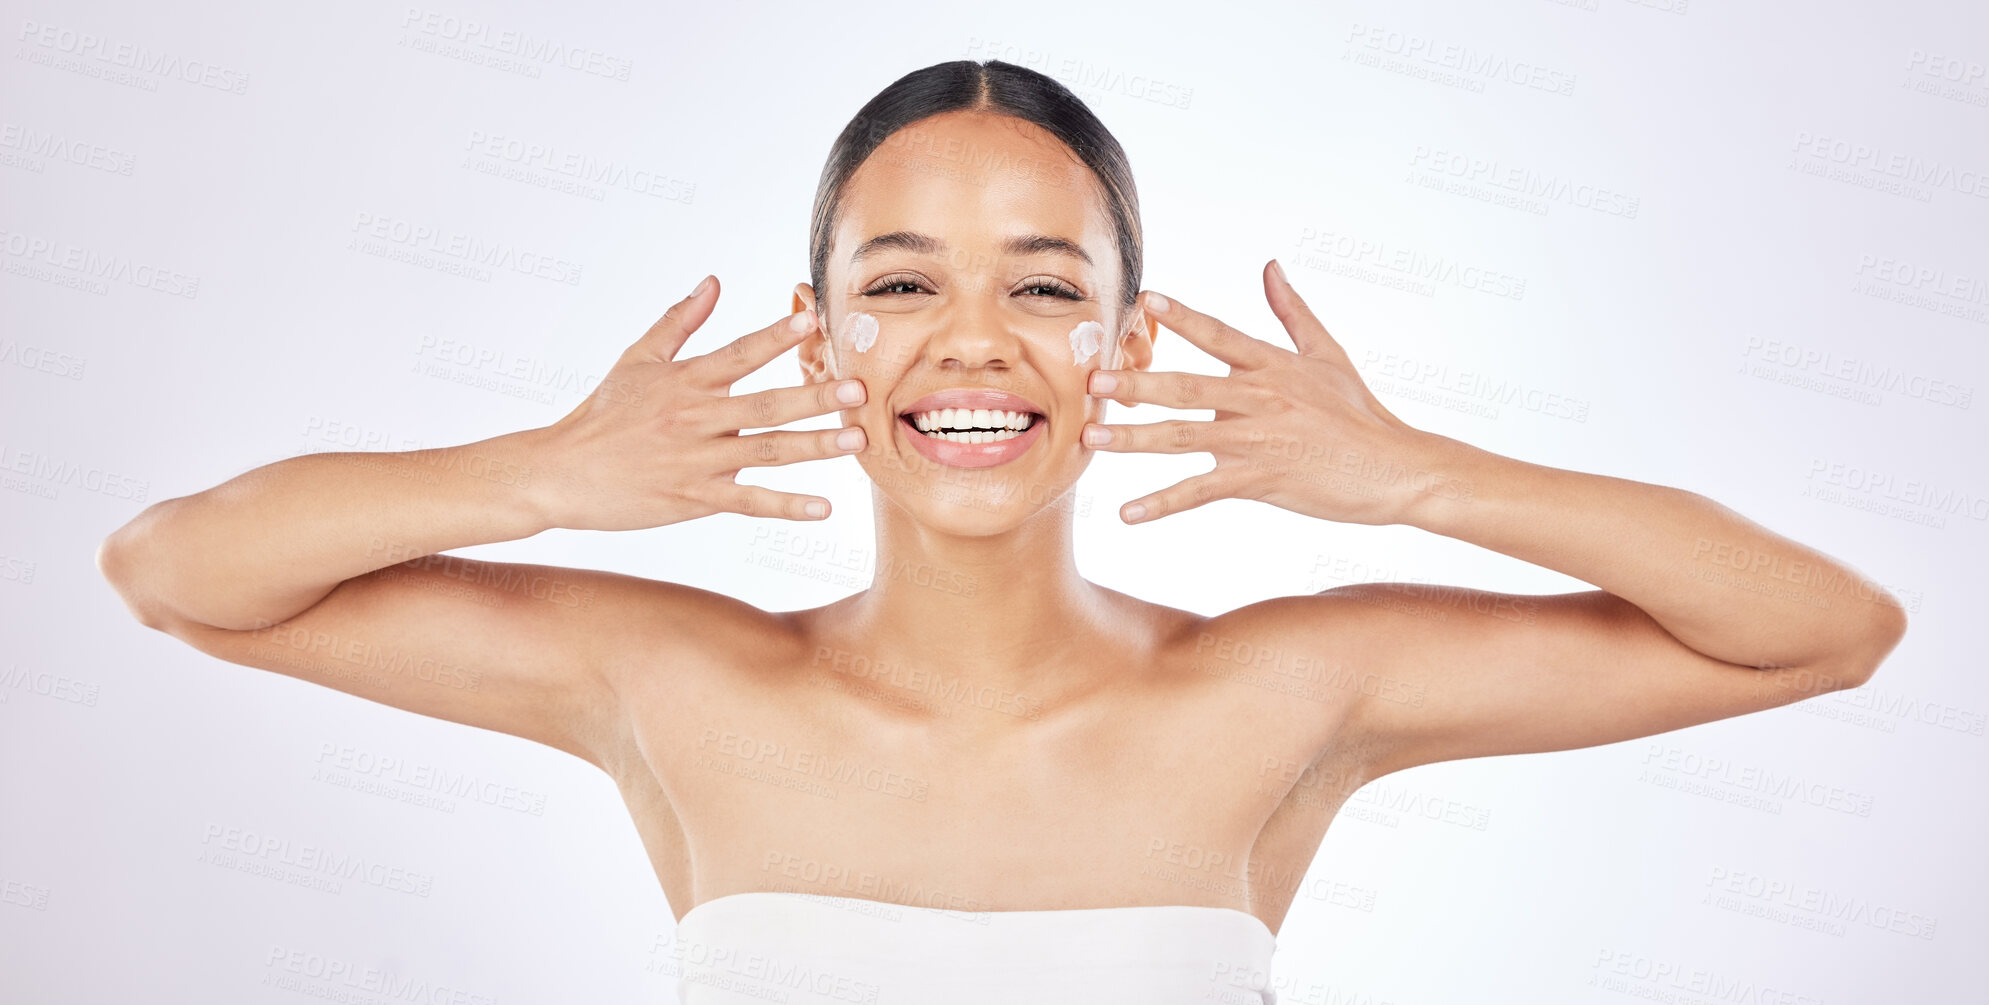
xmin=625 ymin=644 xmax=1331 ymax=915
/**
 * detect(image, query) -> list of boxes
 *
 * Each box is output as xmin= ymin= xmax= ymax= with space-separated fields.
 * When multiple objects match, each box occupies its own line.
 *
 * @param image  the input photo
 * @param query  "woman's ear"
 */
xmin=1118 ymin=299 xmax=1158 ymax=370
xmin=793 ymin=282 xmax=835 ymax=383
xmin=1109 ymin=303 xmax=1159 ymax=407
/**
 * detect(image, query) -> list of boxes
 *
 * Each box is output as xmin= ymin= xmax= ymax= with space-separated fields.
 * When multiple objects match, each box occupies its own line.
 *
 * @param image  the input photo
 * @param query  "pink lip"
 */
xmin=897 ymin=388 xmax=1048 ymax=469
xmin=899 ymin=389 xmax=1045 ymax=414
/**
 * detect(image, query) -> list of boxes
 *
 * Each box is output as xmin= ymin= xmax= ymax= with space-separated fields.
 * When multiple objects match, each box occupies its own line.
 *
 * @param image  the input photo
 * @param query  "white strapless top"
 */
xmin=671 ymin=891 xmax=1280 ymax=1004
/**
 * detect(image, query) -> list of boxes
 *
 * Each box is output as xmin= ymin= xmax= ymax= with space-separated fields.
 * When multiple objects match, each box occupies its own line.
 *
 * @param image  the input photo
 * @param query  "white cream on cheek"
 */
xmin=819 ymin=310 xmax=878 ymax=380
xmin=843 ymin=312 xmax=879 ymax=353
xmin=1068 ymin=320 xmax=1105 ymax=366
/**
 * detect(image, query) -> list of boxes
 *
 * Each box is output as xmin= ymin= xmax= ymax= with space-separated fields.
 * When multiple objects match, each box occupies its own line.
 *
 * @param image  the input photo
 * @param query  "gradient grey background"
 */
xmin=3 ymin=0 xmax=1983 ymax=1001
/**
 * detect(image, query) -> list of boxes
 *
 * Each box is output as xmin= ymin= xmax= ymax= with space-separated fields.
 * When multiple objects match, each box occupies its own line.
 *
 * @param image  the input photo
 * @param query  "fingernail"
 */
xmin=1271 ymin=259 xmax=1289 ymax=286
xmin=690 ymin=275 xmax=711 ymax=298
xmin=1123 ymin=502 xmax=1146 ymax=522
xmin=789 ymin=310 xmax=816 ymax=333
xmin=1090 ymin=371 xmax=1117 ymax=394
xmin=1084 ymin=425 xmax=1112 ymax=446
xmin=805 ymin=500 xmax=827 ymax=518
xmin=1145 ymin=292 xmax=1170 ymax=313
xmin=836 ymin=380 xmax=864 ymax=404
xmin=836 ymin=427 xmax=865 ymax=450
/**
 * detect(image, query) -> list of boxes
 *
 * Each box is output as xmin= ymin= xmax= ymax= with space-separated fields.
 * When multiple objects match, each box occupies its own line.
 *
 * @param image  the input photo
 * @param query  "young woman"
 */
xmin=97 ymin=60 xmax=1907 ymax=1004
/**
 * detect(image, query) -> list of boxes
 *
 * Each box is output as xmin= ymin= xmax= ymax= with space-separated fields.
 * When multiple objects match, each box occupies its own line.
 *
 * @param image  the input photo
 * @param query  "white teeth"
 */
xmin=924 ymin=427 xmax=1020 ymax=444
xmin=905 ymin=407 xmax=1038 ymax=437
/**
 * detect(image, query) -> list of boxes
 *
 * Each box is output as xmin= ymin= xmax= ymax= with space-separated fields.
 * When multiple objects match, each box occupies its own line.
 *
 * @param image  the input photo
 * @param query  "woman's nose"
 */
xmin=920 ymin=298 xmax=1024 ymax=369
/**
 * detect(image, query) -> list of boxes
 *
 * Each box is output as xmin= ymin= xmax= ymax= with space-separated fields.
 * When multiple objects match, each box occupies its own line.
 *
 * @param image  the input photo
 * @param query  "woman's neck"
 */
xmin=823 ymin=490 xmax=1130 ymax=716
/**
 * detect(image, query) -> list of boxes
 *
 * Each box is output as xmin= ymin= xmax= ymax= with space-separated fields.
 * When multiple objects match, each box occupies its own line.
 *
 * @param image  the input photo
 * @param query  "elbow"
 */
xmin=96 ymin=527 xmax=139 ymax=605
xmin=1831 ymin=595 xmax=1909 ymax=690
xmin=95 ymin=527 xmax=132 ymax=589
xmin=97 ymin=508 xmax=155 ymax=590
xmin=97 ymin=523 xmax=180 ymax=634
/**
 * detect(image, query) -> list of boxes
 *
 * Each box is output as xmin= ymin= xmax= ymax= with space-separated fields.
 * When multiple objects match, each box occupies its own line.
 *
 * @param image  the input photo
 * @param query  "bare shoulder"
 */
xmin=596 ymin=573 xmax=817 ymax=703
xmin=609 ymin=573 xmax=801 ymax=654
xmin=1129 ymin=593 xmax=1376 ymax=764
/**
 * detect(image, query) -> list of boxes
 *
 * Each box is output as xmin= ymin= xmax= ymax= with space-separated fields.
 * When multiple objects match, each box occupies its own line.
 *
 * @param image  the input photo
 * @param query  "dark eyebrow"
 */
xmin=849 ymin=231 xmax=1093 ymax=267
xmin=1001 ymin=234 xmax=1093 ymax=266
xmin=849 ymin=230 xmax=942 ymax=263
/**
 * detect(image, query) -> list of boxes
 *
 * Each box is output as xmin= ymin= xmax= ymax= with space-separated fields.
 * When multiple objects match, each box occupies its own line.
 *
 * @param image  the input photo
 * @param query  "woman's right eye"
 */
xmin=861 ymin=275 xmax=931 ymax=296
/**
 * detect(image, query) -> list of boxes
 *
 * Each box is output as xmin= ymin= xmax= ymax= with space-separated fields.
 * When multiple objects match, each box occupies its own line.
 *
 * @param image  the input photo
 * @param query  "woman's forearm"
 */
xmin=99 ymin=428 xmax=558 ymax=632
xmin=1394 ymin=433 xmax=1908 ymax=673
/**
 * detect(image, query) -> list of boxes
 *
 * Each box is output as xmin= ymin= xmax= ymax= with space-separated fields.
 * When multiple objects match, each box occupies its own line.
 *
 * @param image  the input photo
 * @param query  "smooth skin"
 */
xmin=98 ymin=109 xmax=1907 ymax=937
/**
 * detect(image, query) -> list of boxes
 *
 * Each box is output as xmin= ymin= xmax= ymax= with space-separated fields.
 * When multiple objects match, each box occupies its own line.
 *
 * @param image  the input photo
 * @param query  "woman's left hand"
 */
xmin=1083 ymin=259 xmax=1456 ymax=527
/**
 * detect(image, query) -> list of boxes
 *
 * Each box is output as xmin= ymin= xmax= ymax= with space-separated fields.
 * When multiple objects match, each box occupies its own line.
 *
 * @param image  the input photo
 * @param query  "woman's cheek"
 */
xmin=1067 ymin=320 xmax=1105 ymax=366
xmin=818 ymin=309 xmax=882 ymax=380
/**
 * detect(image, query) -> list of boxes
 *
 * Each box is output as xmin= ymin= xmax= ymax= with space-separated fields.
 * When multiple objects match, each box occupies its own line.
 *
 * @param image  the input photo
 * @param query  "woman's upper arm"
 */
xmin=148 ymin=554 xmax=653 ymax=776
xmin=1291 ymin=584 xmax=1898 ymax=780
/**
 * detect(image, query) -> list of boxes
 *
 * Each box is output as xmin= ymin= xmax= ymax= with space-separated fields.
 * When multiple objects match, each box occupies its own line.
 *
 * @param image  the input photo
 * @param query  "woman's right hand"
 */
xmin=526 ymin=275 xmax=867 ymax=532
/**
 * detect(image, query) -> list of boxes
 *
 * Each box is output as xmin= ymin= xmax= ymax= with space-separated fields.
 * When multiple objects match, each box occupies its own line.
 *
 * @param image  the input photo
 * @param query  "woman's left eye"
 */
xmin=1019 ymin=280 xmax=1083 ymax=300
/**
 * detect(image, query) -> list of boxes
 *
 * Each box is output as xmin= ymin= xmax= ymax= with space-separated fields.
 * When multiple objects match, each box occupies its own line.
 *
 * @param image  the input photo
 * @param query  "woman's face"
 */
xmin=796 ymin=109 xmax=1155 ymax=534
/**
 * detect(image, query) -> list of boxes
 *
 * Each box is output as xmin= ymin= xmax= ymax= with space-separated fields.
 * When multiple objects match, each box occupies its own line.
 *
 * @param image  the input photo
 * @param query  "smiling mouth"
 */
xmin=898 ymin=408 xmax=1045 ymax=444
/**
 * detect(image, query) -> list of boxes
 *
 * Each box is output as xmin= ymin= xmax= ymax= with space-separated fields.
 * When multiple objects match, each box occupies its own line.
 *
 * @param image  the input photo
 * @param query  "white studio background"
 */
xmin=3 ymin=0 xmax=1983 ymax=1002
